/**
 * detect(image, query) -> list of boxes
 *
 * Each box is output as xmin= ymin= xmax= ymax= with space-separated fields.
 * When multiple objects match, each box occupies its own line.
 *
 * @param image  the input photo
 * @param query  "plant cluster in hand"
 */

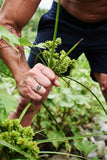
xmin=42 ymin=38 xmax=76 ymax=75
xmin=0 ymin=119 xmax=39 ymax=159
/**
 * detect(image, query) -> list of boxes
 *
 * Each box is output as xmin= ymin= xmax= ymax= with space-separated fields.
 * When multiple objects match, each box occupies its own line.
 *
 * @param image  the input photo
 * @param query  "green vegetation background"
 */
xmin=0 ymin=0 xmax=107 ymax=152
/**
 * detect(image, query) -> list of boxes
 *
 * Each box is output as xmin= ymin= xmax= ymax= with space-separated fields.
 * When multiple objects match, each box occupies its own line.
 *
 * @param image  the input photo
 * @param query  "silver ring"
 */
xmin=35 ymin=84 xmax=42 ymax=92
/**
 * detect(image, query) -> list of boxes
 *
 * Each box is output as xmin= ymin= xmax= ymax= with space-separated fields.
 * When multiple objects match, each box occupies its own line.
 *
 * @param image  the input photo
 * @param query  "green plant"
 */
xmin=0 ymin=0 xmax=107 ymax=158
xmin=0 ymin=119 xmax=39 ymax=159
xmin=0 ymin=20 xmax=107 ymax=160
xmin=74 ymin=140 xmax=98 ymax=156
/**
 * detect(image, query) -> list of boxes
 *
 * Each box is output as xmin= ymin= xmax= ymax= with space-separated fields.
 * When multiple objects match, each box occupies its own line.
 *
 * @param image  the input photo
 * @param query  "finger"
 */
xmin=53 ymin=75 xmax=60 ymax=87
xmin=19 ymin=85 xmax=42 ymax=101
xmin=31 ymin=69 xmax=52 ymax=88
xmin=29 ymin=78 xmax=46 ymax=95
xmin=26 ymin=86 xmax=42 ymax=101
xmin=35 ymin=63 xmax=56 ymax=81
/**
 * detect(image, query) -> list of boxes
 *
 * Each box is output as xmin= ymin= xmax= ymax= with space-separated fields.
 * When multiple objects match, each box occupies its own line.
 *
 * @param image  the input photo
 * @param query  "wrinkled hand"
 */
xmin=17 ymin=63 xmax=59 ymax=100
xmin=9 ymin=63 xmax=59 ymax=127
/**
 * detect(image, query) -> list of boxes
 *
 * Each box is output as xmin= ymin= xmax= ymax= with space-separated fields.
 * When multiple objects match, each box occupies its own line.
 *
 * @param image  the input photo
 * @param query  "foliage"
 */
xmin=74 ymin=140 xmax=98 ymax=156
xmin=0 ymin=24 xmax=107 ymax=158
xmin=0 ymin=2 xmax=107 ymax=159
xmin=0 ymin=119 xmax=39 ymax=159
xmin=0 ymin=0 xmax=3 ymax=7
xmin=0 ymin=59 xmax=13 ymax=78
xmin=0 ymin=98 xmax=7 ymax=125
xmin=33 ymin=37 xmax=76 ymax=74
xmin=0 ymin=87 xmax=18 ymax=137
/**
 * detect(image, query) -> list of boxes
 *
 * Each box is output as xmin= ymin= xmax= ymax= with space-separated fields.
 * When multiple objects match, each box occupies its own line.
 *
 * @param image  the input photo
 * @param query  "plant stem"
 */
xmin=30 ymin=47 xmax=46 ymax=66
xmin=52 ymin=38 xmax=83 ymax=70
xmin=49 ymin=0 xmax=61 ymax=68
xmin=39 ymin=151 xmax=88 ymax=160
xmin=61 ymin=76 xmax=107 ymax=116
xmin=37 ymin=132 xmax=106 ymax=144
xmin=0 ymin=140 xmax=35 ymax=160
xmin=40 ymin=100 xmax=64 ymax=134
xmin=19 ymin=100 xmax=32 ymax=124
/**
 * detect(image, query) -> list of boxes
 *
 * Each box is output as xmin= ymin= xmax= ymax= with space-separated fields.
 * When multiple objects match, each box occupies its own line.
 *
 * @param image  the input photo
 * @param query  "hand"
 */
xmin=9 ymin=82 xmax=56 ymax=127
xmin=17 ymin=63 xmax=59 ymax=100
xmin=9 ymin=63 xmax=59 ymax=127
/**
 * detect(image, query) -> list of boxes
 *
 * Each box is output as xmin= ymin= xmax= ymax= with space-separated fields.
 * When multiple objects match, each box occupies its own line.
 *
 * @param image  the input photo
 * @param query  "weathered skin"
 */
xmin=55 ymin=0 xmax=107 ymax=23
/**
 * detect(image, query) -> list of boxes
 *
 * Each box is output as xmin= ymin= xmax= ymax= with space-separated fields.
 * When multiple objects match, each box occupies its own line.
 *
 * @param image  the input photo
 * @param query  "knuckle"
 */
xmin=24 ymin=87 xmax=30 ymax=94
xmin=26 ymin=79 xmax=31 ymax=84
xmin=35 ymin=63 xmax=43 ymax=68
xmin=45 ymin=80 xmax=51 ymax=88
xmin=50 ymin=73 xmax=55 ymax=81
xmin=29 ymin=69 xmax=36 ymax=76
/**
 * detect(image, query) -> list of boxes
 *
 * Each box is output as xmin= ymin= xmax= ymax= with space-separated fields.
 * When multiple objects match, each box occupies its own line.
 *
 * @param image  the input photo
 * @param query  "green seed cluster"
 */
xmin=0 ymin=119 xmax=39 ymax=159
xmin=43 ymin=38 xmax=76 ymax=75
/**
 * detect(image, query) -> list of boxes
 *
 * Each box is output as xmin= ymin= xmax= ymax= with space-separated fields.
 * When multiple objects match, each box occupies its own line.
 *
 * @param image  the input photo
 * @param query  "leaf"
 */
xmin=47 ymin=130 xmax=63 ymax=149
xmin=91 ymin=158 xmax=100 ymax=160
xmin=18 ymin=37 xmax=32 ymax=46
xmin=2 ymin=34 xmax=20 ymax=46
xmin=0 ymin=99 xmax=7 ymax=124
xmin=0 ymin=88 xmax=17 ymax=115
xmin=59 ymin=100 xmax=73 ymax=108
xmin=0 ymin=25 xmax=20 ymax=50
xmin=0 ymin=25 xmax=11 ymax=38
xmin=75 ymin=140 xmax=98 ymax=156
xmin=35 ymin=42 xmax=46 ymax=49
xmin=0 ymin=140 xmax=35 ymax=160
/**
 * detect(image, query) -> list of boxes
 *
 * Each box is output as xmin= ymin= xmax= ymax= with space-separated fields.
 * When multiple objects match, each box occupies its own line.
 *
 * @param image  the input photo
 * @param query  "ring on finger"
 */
xmin=35 ymin=84 xmax=42 ymax=92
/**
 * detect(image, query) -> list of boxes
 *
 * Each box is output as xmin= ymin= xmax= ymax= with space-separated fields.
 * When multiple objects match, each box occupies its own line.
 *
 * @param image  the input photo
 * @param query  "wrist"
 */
xmin=0 ymin=44 xmax=30 ymax=85
xmin=13 ymin=60 xmax=30 ymax=86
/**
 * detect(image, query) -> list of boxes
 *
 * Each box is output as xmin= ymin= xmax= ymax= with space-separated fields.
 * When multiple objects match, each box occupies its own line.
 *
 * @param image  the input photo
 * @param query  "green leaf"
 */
xmin=0 ymin=25 xmax=20 ymax=50
xmin=0 ymin=25 xmax=11 ymax=38
xmin=91 ymin=158 xmax=100 ymax=160
xmin=74 ymin=140 xmax=98 ymax=156
xmin=35 ymin=42 xmax=46 ymax=49
xmin=0 ymin=88 xmax=17 ymax=115
xmin=18 ymin=37 xmax=32 ymax=46
xmin=47 ymin=130 xmax=63 ymax=149
xmin=37 ymin=133 xmax=105 ymax=144
xmin=0 ymin=140 xmax=35 ymax=160
xmin=0 ymin=99 xmax=7 ymax=124
xmin=0 ymin=26 xmax=19 ymax=44
xmin=59 ymin=100 xmax=73 ymax=108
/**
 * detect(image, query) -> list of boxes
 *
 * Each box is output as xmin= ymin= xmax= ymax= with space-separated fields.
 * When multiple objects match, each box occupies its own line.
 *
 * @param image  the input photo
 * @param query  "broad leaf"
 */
xmin=0 ymin=88 xmax=17 ymax=115
xmin=18 ymin=37 xmax=32 ymax=46
xmin=75 ymin=140 xmax=98 ymax=156
xmin=0 ymin=25 xmax=20 ymax=47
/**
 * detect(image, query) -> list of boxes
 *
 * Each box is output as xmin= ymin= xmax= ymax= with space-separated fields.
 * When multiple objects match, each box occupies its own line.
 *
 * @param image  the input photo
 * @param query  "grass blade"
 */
xmin=0 ymin=140 xmax=36 ymax=160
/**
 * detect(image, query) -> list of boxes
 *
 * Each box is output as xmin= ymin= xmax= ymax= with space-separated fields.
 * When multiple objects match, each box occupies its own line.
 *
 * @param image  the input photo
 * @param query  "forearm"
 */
xmin=0 ymin=39 xmax=30 ymax=84
xmin=0 ymin=0 xmax=41 ymax=82
xmin=0 ymin=0 xmax=41 ymax=33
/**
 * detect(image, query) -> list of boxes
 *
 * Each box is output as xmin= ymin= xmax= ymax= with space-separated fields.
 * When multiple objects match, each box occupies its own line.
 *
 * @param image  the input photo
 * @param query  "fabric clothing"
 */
xmin=28 ymin=1 xmax=107 ymax=80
